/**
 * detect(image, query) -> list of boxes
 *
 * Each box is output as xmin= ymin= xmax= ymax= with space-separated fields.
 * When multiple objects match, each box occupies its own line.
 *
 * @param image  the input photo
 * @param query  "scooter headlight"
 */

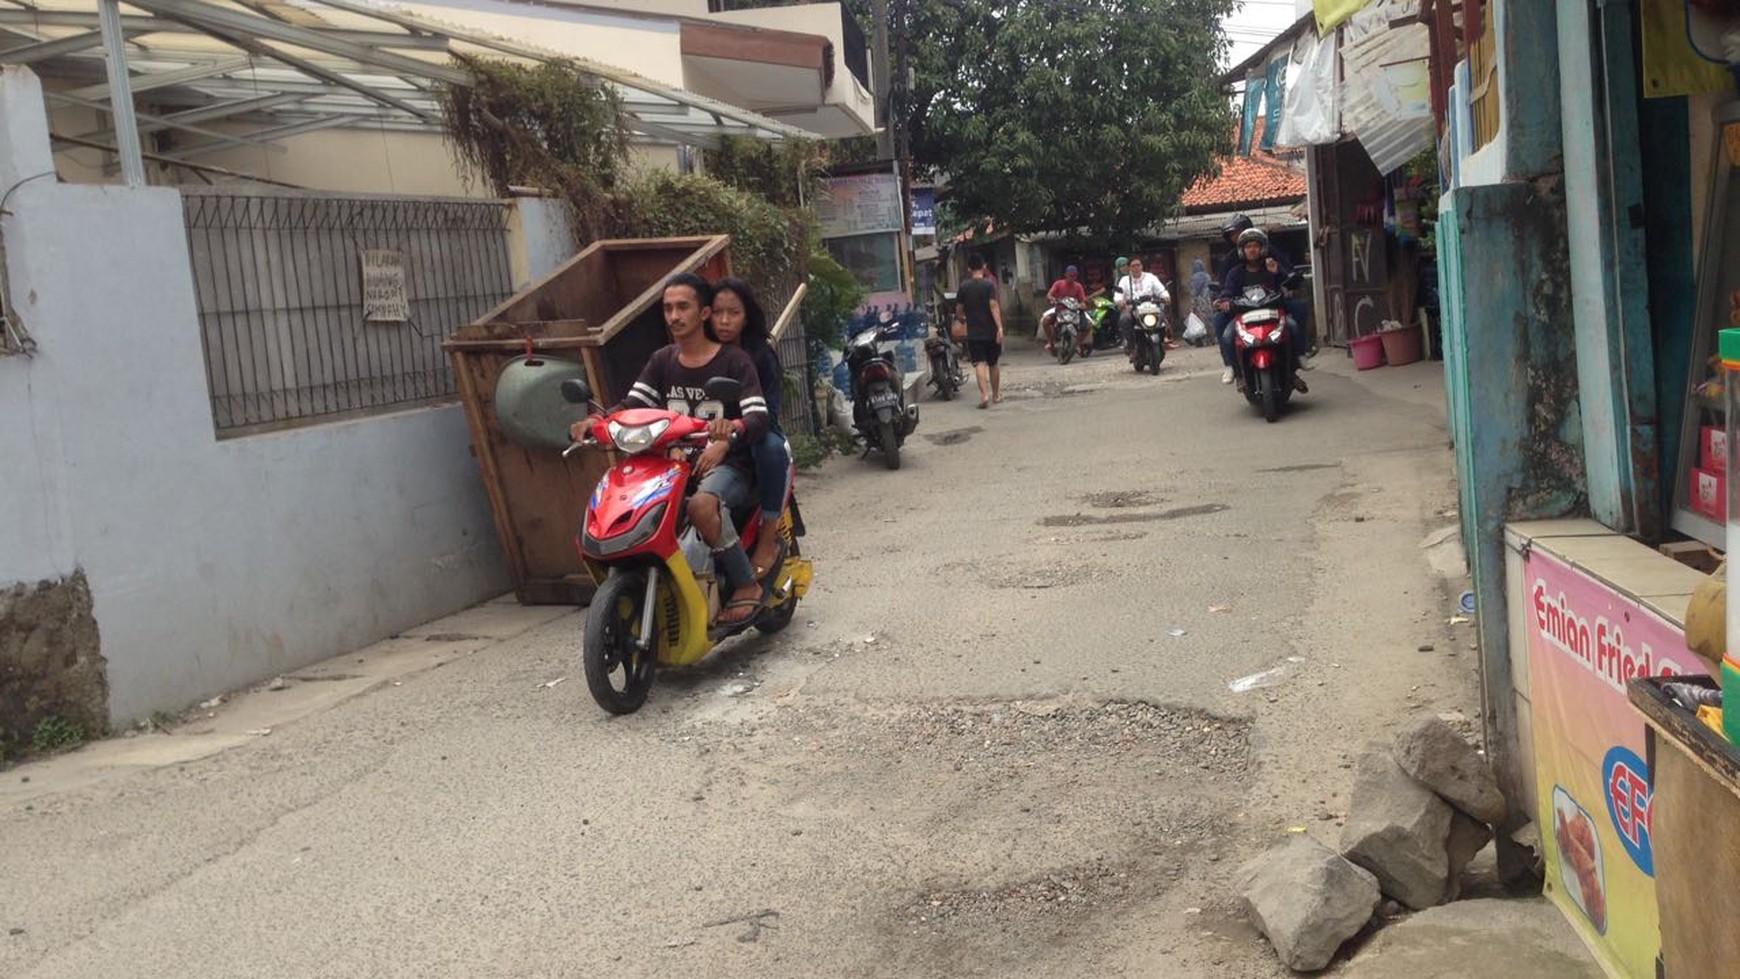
xmin=1141 ymin=312 xmax=1159 ymax=328
xmin=607 ymin=418 xmax=671 ymax=454
xmin=1236 ymin=324 xmax=1257 ymax=345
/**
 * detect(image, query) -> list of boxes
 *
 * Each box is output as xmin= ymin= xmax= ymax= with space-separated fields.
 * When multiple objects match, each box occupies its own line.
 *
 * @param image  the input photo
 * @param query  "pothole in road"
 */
xmin=1083 ymin=489 xmax=1160 ymax=509
xmin=936 ymin=558 xmax=1107 ymax=589
xmin=982 ymin=562 xmax=1095 ymax=589
xmin=667 ymin=696 xmax=1254 ymax=973
xmin=902 ymin=859 xmax=1138 ymax=929
xmin=1038 ymin=530 xmax=1150 ymax=544
xmin=924 ymin=426 xmax=983 ymax=446
xmin=1039 ymin=503 xmax=1228 ymax=527
xmin=999 ymin=382 xmax=1093 ymax=401
xmin=888 ymin=700 xmax=1251 ymax=776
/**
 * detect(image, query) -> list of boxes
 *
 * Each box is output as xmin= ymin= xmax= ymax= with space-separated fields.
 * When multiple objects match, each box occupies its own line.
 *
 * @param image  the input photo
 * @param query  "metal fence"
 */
xmin=775 ymin=323 xmax=818 ymax=438
xmin=181 ymin=191 xmax=516 ymax=435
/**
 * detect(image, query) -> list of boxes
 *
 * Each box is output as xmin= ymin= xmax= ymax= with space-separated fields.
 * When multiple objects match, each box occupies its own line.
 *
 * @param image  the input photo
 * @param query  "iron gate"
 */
xmin=181 ymin=190 xmax=516 ymax=435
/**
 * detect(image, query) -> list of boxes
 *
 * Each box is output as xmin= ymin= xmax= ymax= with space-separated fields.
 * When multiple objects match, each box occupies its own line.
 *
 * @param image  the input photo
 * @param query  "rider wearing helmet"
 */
xmin=1211 ymin=217 xmax=1254 ymax=382
xmin=1217 ymin=214 xmax=1254 ymax=278
xmin=1216 ymin=227 xmax=1308 ymax=393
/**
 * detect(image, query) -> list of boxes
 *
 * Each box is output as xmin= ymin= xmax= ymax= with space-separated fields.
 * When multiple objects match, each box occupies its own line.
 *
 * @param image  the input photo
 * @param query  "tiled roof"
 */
xmin=1181 ymin=122 xmax=1307 ymax=212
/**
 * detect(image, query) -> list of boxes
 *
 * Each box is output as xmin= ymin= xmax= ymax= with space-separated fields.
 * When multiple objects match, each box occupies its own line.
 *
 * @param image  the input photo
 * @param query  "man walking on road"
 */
xmin=958 ymin=252 xmax=1005 ymax=408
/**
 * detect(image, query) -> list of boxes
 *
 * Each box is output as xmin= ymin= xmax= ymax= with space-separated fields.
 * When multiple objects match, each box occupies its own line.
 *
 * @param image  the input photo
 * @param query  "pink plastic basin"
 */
xmin=1349 ymin=333 xmax=1386 ymax=370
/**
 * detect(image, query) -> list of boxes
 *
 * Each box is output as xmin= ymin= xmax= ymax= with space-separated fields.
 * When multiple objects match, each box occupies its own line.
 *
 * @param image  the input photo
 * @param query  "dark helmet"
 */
xmin=1220 ymin=213 xmax=1253 ymax=241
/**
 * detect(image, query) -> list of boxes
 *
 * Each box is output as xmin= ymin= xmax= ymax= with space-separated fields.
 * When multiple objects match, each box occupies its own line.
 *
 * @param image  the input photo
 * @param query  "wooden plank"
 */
xmin=1647 ymin=726 xmax=1740 ymax=979
xmin=517 ymin=577 xmax=596 ymax=605
xmin=449 ymin=345 xmax=531 ymax=587
xmin=589 ymin=236 xmax=732 ymax=345
xmin=1632 ymin=678 xmax=1740 ymax=790
xmin=771 ymin=282 xmax=807 ymax=342
xmin=442 ymin=328 xmax=596 ymax=350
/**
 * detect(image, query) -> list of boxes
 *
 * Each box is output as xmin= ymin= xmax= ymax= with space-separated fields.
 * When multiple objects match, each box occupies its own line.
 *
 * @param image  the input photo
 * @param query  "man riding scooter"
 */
xmin=570 ymin=273 xmax=772 ymax=627
xmin=1216 ymin=228 xmax=1308 ymax=394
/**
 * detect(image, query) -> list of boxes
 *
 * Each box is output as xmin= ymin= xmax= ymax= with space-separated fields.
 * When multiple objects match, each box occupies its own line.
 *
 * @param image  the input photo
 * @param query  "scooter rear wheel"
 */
xmin=754 ymin=538 xmax=801 ymax=635
xmin=930 ymin=353 xmax=954 ymax=401
xmin=878 ymin=419 xmax=901 ymax=471
xmin=583 ymin=570 xmax=658 ymax=714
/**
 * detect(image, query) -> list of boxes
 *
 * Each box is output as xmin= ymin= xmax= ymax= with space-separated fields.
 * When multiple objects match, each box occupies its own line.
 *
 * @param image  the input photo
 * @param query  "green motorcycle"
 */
xmin=1087 ymin=294 xmax=1120 ymax=351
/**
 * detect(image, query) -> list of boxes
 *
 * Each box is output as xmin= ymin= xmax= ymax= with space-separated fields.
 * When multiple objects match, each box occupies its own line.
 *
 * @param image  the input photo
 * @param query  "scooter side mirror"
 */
xmin=703 ymin=376 xmax=743 ymax=407
xmin=560 ymin=378 xmax=594 ymax=405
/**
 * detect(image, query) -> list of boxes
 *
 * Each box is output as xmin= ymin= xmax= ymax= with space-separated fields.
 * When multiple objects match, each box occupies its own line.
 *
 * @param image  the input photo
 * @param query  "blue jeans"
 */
xmin=1215 ymin=310 xmax=1235 ymax=366
xmin=750 ymin=431 xmax=791 ymax=524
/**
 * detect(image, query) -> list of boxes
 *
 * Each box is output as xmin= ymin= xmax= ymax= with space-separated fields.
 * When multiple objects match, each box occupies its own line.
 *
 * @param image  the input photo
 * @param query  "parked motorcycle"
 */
xmin=560 ymin=377 xmax=812 ymax=714
xmin=1088 ymin=295 xmax=1120 ymax=350
xmin=924 ymin=321 xmax=965 ymax=401
xmin=846 ymin=320 xmax=919 ymax=469
xmin=1230 ymin=273 xmax=1304 ymax=423
xmin=1122 ymin=295 xmax=1167 ymax=375
xmin=1050 ymin=298 xmax=1092 ymax=364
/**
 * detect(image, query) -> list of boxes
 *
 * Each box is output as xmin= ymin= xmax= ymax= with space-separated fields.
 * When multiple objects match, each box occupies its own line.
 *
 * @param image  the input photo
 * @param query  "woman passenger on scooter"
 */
xmin=709 ymin=278 xmax=792 ymax=586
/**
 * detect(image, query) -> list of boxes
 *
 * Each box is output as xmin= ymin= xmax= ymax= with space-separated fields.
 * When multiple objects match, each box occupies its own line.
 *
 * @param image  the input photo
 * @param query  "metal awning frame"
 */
xmin=0 ymin=0 xmax=807 ymax=184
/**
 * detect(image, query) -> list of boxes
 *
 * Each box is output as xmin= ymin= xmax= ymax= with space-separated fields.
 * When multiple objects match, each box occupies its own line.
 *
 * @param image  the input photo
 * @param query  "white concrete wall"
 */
xmin=188 ymin=129 xmax=484 ymax=197
xmin=708 ymin=2 xmax=876 ymax=128
xmin=0 ymin=68 xmax=508 ymax=723
xmin=399 ymin=0 xmax=687 ymax=87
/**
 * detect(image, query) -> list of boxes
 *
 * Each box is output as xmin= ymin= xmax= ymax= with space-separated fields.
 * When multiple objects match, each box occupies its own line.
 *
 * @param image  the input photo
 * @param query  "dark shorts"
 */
xmin=966 ymin=339 xmax=1002 ymax=365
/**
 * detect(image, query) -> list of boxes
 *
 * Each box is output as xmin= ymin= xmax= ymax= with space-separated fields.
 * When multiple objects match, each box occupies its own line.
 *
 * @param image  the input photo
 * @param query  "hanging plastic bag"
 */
xmin=1275 ymin=29 xmax=1339 ymax=147
xmin=1183 ymin=312 xmax=1209 ymax=343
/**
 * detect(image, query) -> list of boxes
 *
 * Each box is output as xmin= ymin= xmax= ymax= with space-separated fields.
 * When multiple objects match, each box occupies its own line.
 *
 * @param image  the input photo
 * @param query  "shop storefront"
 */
xmin=1436 ymin=1 xmax=1740 ymax=977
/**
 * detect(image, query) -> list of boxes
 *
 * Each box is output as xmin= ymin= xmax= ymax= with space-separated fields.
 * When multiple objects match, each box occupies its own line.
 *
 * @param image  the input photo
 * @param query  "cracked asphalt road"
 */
xmin=1 ymin=344 xmax=1472 ymax=978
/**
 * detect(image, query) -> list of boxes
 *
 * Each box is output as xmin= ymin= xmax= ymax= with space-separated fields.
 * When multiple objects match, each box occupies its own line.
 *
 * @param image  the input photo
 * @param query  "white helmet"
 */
xmin=1237 ymin=227 xmax=1269 ymax=248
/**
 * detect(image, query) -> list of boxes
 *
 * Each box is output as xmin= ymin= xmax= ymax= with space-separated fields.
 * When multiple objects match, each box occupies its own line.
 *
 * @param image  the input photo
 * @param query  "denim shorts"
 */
xmin=696 ymin=464 xmax=756 ymax=511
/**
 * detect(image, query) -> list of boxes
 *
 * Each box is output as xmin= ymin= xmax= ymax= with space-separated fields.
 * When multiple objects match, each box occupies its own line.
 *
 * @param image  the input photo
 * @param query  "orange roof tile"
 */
xmin=1182 ymin=122 xmax=1307 ymax=212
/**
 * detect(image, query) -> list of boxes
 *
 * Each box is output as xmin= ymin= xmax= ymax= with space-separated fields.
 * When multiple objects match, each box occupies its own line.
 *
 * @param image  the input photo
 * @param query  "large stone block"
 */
xmin=1444 ymin=811 xmax=1495 ymax=902
xmin=1341 ymin=743 xmax=1453 ymax=910
xmin=1239 ymin=835 xmax=1382 ymax=973
xmin=1393 ymin=715 xmax=1507 ymax=824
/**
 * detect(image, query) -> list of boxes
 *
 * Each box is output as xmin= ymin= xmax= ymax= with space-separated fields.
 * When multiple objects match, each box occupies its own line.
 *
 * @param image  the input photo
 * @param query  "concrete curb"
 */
xmin=0 ymin=594 xmax=578 ymax=807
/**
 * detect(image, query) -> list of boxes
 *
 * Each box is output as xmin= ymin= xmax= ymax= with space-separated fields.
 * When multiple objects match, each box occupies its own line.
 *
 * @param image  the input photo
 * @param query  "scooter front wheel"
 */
xmin=583 ymin=570 xmax=658 ymax=714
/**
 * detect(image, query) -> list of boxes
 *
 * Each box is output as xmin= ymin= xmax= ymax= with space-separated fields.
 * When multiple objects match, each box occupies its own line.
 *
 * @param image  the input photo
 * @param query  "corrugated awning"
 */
xmin=0 ymin=0 xmax=806 ymax=179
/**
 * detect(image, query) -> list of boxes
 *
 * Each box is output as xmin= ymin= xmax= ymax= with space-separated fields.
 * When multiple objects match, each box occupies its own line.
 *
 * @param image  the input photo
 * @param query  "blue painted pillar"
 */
xmin=1557 ymin=0 xmax=1660 ymax=537
xmin=1441 ymin=182 xmax=1585 ymax=886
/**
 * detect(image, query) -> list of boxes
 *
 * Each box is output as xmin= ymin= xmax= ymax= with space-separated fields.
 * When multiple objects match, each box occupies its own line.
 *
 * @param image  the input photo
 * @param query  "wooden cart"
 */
xmin=1629 ymin=676 xmax=1740 ymax=979
xmin=443 ymin=236 xmax=732 ymax=605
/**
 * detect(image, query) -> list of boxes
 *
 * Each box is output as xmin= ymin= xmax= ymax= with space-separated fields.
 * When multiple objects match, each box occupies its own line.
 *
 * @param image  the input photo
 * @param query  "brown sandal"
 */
xmin=715 ymin=597 xmax=762 ymax=627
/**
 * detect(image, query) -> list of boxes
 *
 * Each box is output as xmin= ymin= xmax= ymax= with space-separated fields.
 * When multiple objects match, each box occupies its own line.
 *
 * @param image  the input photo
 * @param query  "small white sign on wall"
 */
xmin=361 ymin=249 xmax=410 ymax=323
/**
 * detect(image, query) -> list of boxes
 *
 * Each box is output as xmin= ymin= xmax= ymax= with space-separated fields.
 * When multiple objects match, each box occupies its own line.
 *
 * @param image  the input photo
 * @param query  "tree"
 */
xmin=726 ymin=0 xmax=1239 ymax=246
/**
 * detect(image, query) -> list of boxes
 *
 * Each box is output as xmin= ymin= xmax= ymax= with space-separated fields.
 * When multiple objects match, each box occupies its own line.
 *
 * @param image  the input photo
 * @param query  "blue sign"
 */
xmin=1601 ymin=745 xmax=1654 ymax=877
xmin=911 ymin=187 xmax=936 ymax=237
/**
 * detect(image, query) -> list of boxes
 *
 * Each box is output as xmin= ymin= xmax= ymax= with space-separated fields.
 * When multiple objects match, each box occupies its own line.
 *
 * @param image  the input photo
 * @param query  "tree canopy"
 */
xmin=728 ymin=0 xmax=1239 ymax=246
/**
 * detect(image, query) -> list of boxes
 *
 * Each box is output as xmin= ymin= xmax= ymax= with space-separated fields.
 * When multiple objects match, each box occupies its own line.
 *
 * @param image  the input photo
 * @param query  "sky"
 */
xmin=1221 ymin=0 xmax=1305 ymax=72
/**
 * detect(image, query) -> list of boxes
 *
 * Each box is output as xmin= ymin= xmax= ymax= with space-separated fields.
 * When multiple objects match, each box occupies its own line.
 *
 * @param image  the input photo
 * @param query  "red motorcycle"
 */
xmin=561 ymin=377 xmax=811 ymax=714
xmin=1230 ymin=274 xmax=1303 ymax=423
